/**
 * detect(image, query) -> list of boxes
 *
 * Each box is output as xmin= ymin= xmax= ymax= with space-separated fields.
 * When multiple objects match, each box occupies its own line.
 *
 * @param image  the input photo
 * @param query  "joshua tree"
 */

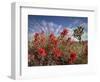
xmin=73 ymin=26 xmax=84 ymax=42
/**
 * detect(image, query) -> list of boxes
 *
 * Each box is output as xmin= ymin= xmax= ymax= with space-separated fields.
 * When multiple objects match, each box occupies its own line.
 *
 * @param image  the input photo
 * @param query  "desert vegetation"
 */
xmin=28 ymin=26 xmax=88 ymax=66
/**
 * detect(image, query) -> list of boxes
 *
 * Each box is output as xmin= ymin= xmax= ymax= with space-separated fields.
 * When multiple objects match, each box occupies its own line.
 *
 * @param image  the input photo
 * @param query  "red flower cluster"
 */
xmin=28 ymin=27 xmax=87 ymax=66
xmin=34 ymin=33 xmax=39 ymax=39
xmin=38 ymin=48 xmax=47 ymax=57
xmin=33 ymin=32 xmax=46 ymax=48
xmin=61 ymin=28 xmax=68 ymax=36
xmin=49 ymin=33 xmax=58 ymax=47
xmin=68 ymin=52 xmax=77 ymax=64
xmin=33 ymin=33 xmax=40 ymax=48
xmin=53 ymin=48 xmax=63 ymax=57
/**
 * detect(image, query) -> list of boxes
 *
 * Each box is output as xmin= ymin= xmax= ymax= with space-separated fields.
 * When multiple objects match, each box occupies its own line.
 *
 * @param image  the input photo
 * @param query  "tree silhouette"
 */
xmin=73 ymin=26 xmax=84 ymax=42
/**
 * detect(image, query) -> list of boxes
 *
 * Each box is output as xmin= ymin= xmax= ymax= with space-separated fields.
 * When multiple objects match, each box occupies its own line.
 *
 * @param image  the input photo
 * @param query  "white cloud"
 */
xmin=48 ymin=22 xmax=55 ymax=33
xmin=55 ymin=25 xmax=62 ymax=35
xmin=82 ymin=32 xmax=88 ymax=41
xmin=28 ymin=20 xmax=87 ymax=41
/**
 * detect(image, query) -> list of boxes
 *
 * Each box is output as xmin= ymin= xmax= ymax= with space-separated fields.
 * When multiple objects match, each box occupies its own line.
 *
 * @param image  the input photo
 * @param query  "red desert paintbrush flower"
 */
xmin=38 ymin=48 xmax=47 ymax=57
xmin=34 ymin=32 xmax=46 ymax=48
xmin=49 ymin=33 xmax=55 ymax=39
xmin=49 ymin=33 xmax=58 ymax=46
xmin=34 ymin=33 xmax=40 ymax=43
xmin=40 ymin=32 xmax=46 ymax=46
xmin=34 ymin=33 xmax=39 ymax=39
xmin=53 ymin=48 xmax=63 ymax=57
xmin=70 ymin=52 xmax=77 ymax=61
xmin=68 ymin=52 xmax=77 ymax=64
xmin=61 ymin=28 xmax=68 ymax=36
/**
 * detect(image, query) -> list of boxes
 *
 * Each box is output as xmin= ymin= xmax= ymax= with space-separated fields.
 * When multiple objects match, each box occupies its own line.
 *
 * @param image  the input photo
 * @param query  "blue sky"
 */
xmin=28 ymin=15 xmax=88 ymax=41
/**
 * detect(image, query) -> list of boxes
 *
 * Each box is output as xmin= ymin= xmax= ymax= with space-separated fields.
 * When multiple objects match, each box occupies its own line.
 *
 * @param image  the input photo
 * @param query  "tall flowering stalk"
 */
xmin=38 ymin=48 xmax=47 ymax=57
xmin=68 ymin=52 xmax=77 ymax=64
xmin=61 ymin=28 xmax=68 ymax=37
xmin=53 ymin=47 xmax=63 ymax=57
xmin=49 ymin=33 xmax=58 ymax=47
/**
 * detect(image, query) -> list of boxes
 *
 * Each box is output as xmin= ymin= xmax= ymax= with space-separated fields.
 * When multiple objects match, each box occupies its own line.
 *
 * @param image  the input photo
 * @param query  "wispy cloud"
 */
xmin=28 ymin=19 xmax=88 ymax=41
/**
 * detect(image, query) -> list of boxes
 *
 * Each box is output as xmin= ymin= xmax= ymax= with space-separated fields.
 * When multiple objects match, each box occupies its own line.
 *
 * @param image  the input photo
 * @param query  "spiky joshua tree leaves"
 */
xmin=73 ymin=26 xmax=84 ymax=43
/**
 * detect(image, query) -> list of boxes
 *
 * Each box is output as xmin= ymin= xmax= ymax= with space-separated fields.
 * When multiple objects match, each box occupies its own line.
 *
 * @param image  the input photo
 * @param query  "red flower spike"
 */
xmin=68 ymin=52 xmax=77 ymax=64
xmin=70 ymin=52 xmax=77 ymax=61
xmin=49 ymin=33 xmax=58 ymax=46
xmin=38 ymin=48 xmax=47 ymax=57
xmin=34 ymin=33 xmax=39 ymax=39
xmin=49 ymin=33 xmax=54 ymax=38
xmin=53 ymin=48 xmax=63 ymax=57
xmin=61 ymin=28 xmax=68 ymax=36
